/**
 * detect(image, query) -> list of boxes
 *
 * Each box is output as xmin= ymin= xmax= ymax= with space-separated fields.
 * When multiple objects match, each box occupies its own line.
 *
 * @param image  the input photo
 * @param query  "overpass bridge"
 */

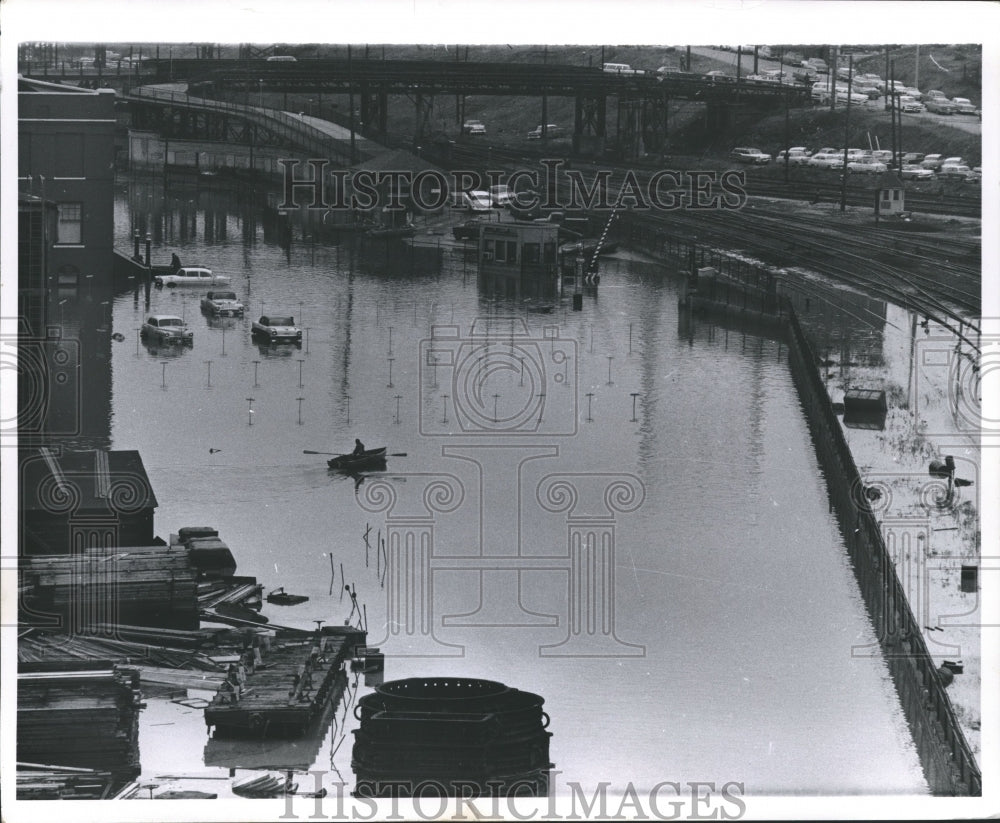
xmin=120 ymin=58 xmax=809 ymax=157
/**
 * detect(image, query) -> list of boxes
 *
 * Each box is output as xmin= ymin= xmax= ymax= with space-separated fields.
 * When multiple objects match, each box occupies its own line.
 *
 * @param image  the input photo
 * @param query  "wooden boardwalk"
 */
xmin=204 ymin=626 xmax=365 ymax=737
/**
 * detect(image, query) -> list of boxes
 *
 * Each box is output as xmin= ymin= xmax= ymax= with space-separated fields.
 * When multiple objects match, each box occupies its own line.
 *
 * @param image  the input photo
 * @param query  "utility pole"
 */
xmin=890 ymin=59 xmax=897 ymax=169
xmin=840 ymin=54 xmax=853 ymax=212
xmin=753 ymin=46 xmax=759 ymax=75
xmin=830 ymin=46 xmax=838 ymax=112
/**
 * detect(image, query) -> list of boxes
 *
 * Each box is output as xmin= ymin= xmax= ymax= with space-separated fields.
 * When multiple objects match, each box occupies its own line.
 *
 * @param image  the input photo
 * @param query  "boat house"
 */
xmin=478 ymin=221 xmax=559 ymax=301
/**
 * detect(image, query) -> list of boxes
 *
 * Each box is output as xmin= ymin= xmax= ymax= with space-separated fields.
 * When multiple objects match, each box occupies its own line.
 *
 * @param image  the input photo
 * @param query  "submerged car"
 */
xmin=141 ymin=314 xmax=193 ymax=344
xmin=251 ymin=315 xmax=302 ymax=343
xmin=200 ymin=290 xmax=245 ymax=316
xmin=154 ymin=266 xmax=230 ymax=287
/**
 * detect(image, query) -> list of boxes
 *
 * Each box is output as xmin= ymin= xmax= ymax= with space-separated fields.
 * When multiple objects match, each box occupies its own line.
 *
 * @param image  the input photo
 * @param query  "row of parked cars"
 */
xmin=731 ymin=146 xmax=981 ymax=182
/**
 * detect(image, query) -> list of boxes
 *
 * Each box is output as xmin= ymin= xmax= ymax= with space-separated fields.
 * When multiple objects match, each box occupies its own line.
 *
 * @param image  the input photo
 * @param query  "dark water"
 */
xmin=97 ymin=177 xmax=925 ymax=795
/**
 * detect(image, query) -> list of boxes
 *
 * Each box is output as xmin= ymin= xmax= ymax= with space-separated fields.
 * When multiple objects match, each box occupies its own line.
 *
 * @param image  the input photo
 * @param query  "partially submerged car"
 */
xmin=251 ymin=315 xmax=302 ymax=343
xmin=154 ymin=266 xmax=230 ymax=287
xmin=141 ymin=314 xmax=193 ymax=344
xmin=200 ymin=290 xmax=246 ymax=317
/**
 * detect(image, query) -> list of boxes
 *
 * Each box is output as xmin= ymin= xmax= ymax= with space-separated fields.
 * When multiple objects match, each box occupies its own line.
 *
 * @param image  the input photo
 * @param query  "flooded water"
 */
xmin=84 ymin=175 xmax=926 ymax=795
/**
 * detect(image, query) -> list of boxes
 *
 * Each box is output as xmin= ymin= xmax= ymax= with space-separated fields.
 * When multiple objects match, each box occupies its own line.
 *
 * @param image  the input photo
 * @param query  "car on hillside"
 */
xmin=200 ymin=291 xmax=245 ymax=317
xmin=806 ymin=152 xmax=844 ymax=169
xmin=901 ymin=152 xmax=925 ymax=165
xmin=526 ymin=124 xmax=561 ymax=139
xmin=951 ymin=97 xmax=978 ymax=116
xmin=924 ymin=89 xmax=947 ymax=100
xmin=153 ymin=266 xmax=229 ymax=287
xmin=871 ymin=150 xmax=893 ymax=163
xmin=730 ymin=147 xmax=772 ymax=164
xmin=920 ymin=154 xmax=946 ymax=170
xmin=846 ymin=158 xmax=888 ymax=174
xmin=899 ymin=96 xmax=925 ymax=113
xmin=939 ymin=163 xmax=974 ymax=180
xmin=899 ymin=165 xmax=935 ymax=180
xmin=251 ymin=315 xmax=302 ymax=343
xmin=924 ymin=98 xmax=956 ymax=114
xmin=776 ymin=148 xmax=811 ymax=165
xmin=141 ymin=314 xmax=193 ymax=345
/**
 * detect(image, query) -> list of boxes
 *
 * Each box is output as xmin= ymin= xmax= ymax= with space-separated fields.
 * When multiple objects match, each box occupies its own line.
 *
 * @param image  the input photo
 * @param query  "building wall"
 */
xmin=18 ymin=86 xmax=117 ymax=291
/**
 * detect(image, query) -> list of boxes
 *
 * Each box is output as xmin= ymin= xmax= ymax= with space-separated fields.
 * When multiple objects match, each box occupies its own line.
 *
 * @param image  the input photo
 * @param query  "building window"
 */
xmin=523 ymin=243 xmax=540 ymax=264
xmin=506 ymin=241 xmax=518 ymax=263
xmin=893 ymin=190 xmax=900 ymax=201
xmin=57 ymin=203 xmax=82 ymax=244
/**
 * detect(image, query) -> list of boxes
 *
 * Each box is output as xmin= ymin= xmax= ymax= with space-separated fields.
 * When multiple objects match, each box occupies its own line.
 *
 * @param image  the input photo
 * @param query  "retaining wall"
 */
xmin=617 ymin=212 xmax=981 ymax=796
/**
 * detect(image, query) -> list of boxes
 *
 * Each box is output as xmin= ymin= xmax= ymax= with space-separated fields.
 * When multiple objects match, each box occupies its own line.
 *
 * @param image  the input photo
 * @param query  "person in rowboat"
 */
xmin=353 ymin=438 xmax=365 ymax=456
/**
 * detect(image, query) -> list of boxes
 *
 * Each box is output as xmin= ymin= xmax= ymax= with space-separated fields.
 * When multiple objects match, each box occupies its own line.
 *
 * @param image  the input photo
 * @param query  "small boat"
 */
xmin=266 ymin=587 xmax=310 ymax=606
xmin=327 ymin=447 xmax=387 ymax=472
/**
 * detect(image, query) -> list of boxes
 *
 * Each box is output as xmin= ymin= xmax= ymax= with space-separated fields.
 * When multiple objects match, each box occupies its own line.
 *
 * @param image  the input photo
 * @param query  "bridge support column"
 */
xmin=705 ymin=101 xmax=733 ymax=133
xmin=641 ymin=93 xmax=668 ymax=155
xmin=617 ymin=96 xmax=644 ymax=161
xmin=573 ymin=94 xmax=606 ymax=157
xmin=360 ymin=83 xmax=388 ymax=139
xmin=413 ymin=93 xmax=434 ymax=153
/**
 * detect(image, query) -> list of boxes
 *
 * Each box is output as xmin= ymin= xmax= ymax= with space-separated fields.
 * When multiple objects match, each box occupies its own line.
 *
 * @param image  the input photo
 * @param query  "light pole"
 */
xmin=258 ymin=79 xmax=263 ymax=107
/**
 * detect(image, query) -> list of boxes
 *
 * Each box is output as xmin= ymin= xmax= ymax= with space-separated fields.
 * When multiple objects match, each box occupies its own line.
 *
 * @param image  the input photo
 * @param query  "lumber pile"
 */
xmin=21 ymin=546 xmax=200 ymax=630
xmin=17 ymin=667 xmax=142 ymax=786
xmin=16 ymin=764 xmax=117 ymax=800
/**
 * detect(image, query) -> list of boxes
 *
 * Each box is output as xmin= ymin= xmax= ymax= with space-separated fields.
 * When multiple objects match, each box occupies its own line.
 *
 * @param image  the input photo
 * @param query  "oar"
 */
xmin=303 ymin=450 xmax=408 ymax=457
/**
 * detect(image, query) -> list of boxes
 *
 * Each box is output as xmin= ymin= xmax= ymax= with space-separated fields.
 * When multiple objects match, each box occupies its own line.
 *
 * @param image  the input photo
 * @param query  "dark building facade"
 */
xmin=20 ymin=448 xmax=159 ymax=556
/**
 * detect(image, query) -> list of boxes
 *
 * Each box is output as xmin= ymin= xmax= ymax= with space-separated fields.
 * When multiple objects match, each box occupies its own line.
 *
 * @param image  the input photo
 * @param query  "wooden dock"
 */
xmin=204 ymin=626 xmax=365 ymax=738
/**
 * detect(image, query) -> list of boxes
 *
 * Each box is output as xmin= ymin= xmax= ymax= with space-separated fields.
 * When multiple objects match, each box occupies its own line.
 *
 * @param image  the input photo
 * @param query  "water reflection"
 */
xmin=104 ymin=174 xmax=926 ymax=795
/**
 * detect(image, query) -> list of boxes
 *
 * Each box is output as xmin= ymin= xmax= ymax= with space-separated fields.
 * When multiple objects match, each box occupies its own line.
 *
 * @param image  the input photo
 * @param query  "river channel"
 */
xmin=77 ymin=175 xmax=929 ymax=795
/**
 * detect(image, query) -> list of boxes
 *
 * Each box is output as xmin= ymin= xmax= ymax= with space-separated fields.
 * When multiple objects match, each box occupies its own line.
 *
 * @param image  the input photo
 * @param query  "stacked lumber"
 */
xmin=16 ymin=764 xmax=116 ymax=800
xmin=172 ymin=527 xmax=237 ymax=578
xmin=232 ymin=772 xmax=290 ymax=797
xmin=17 ymin=667 xmax=142 ymax=785
xmin=22 ymin=546 xmax=199 ymax=630
xmin=18 ymin=631 xmax=223 ymax=671
xmin=198 ymin=576 xmax=264 ymax=610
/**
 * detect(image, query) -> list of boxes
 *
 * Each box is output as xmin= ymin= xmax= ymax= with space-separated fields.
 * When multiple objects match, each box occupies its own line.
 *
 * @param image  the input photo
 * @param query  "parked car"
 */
xmin=940 ymin=156 xmax=965 ymax=168
xmin=939 ymin=163 xmax=975 ymax=180
xmin=706 ymin=70 xmax=734 ymax=83
xmin=251 ymin=315 xmax=302 ymax=343
xmin=452 ymin=219 xmax=484 ymax=241
xmin=951 ymin=97 xmax=978 ymax=115
xmin=154 ymin=266 xmax=229 ymax=287
xmin=462 ymin=120 xmax=486 ymax=135
xmin=730 ymin=147 xmax=772 ymax=164
xmin=488 ymin=185 xmax=513 ymax=207
xmin=141 ymin=314 xmax=193 ymax=344
xmin=200 ymin=290 xmax=245 ymax=317
xmin=920 ymin=154 xmax=946 ymax=170
xmin=871 ymin=150 xmax=893 ymax=163
xmin=847 ymin=158 xmax=887 ymax=174
xmin=776 ymin=148 xmax=811 ymax=165
xmin=924 ymin=89 xmax=947 ymax=100
xmin=898 ymin=96 xmax=925 ymax=113
xmin=901 ymin=152 xmax=925 ymax=165
xmin=526 ymin=124 xmax=561 ymax=140
xmin=462 ymin=190 xmax=492 ymax=211
xmin=806 ymin=153 xmax=844 ymax=169
xmin=924 ymin=98 xmax=955 ymax=114
xmin=899 ymin=165 xmax=935 ymax=180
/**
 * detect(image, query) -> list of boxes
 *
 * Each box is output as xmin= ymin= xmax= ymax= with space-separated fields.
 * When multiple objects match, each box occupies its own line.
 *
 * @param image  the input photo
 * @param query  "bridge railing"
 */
xmin=127 ymin=86 xmax=361 ymax=163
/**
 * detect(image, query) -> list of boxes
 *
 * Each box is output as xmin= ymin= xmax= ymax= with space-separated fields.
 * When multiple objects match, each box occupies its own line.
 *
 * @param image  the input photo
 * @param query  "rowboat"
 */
xmin=266 ymin=588 xmax=309 ymax=606
xmin=327 ymin=447 xmax=387 ymax=472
